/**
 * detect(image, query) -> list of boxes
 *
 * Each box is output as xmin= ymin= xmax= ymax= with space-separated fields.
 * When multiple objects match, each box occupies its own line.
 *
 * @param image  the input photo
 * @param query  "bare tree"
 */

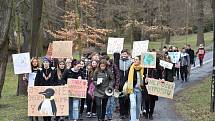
xmin=196 ymin=0 xmax=205 ymax=46
xmin=0 ymin=0 xmax=13 ymax=97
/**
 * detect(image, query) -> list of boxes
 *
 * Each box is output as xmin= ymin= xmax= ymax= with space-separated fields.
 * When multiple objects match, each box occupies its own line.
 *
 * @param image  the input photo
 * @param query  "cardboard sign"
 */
xmin=28 ymin=86 xmax=69 ymax=116
xmin=142 ymin=52 xmax=156 ymax=68
xmin=12 ymin=52 xmax=32 ymax=74
xmin=28 ymin=73 xmax=37 ymax=87
xmin=52 ymin=41 xmax=73 ymax=58
xmin=168 ymin=52 xmax=180 ymax=63
xmin=160 ymin=60 xmax=173 ymax=69
xmin=132 ymin=40 xmax=149 ymax=57
xmin=67 ymin=79 xmax=88 ymax=98
xmin=46 ymin=43 xmax=53 ymax=58
xmin=146 ymin=78 xmax=175 ymax=99
xmin=107 ymin=37 xmax=124 ymax=54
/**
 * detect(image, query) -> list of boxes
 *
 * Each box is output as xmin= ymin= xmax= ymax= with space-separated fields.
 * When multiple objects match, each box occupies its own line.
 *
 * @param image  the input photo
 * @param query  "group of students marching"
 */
xmin=26 ymin=43 xmax=205 ymax=121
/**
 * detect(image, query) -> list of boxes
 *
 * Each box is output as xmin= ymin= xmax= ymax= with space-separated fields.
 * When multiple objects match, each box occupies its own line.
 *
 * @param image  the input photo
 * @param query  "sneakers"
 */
xmin=86 ymin=112 xmax=91 ymax=118
xmin=92 ymin=113 xmax=97 ymax=118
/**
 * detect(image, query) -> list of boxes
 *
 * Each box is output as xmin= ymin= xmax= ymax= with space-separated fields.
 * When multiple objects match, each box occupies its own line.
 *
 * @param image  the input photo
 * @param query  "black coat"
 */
xmin=52 ymin=69 xmax=65 ymax=86
xmin=35 ymin=68 xmax=54 ymax=86
xmin=61 ymin=68 xmax=84 ymax=84
xmin=186 ymin=48 xmax=195 ymax=64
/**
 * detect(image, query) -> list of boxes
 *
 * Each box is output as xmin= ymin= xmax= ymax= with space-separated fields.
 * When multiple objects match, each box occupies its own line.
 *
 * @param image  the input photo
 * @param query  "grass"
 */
xmin=0 ymin=63 xmax=28 ymax=121
xmin=174 ymin=76 xmax=215 ymax=121
xmin=0 ymin=32 xmax=213 ymax=121
xmin=124 ymin=32 xmax=213 ymax=51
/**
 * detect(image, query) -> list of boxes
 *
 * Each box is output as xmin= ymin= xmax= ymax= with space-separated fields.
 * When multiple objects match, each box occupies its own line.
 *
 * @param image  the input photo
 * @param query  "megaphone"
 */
xmin=105 ymin=86 xmax=114 ymax=96
xmin=113 ymin=89 xmax=120 ymax=98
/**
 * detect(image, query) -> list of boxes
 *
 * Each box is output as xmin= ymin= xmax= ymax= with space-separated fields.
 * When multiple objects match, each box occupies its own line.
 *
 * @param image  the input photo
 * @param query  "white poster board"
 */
xmin=107 ymin=37 xmax=124 ymax=54
xmin=160 ymin=60 xmax=173 ymax=69
xmin=132 ymin=40 xmax=149 ymax=57
xmin=28 ymin=73 xmax=37 ymax=87
xmin=168 ymin=52 xmax=180 ymax=63
xmin=12 ymin=52 xmax=32 ymax=74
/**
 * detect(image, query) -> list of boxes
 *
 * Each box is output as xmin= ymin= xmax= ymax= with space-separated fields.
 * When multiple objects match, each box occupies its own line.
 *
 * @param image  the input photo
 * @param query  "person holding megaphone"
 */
xmin=93 ymin=59 xmax=114 ymax=121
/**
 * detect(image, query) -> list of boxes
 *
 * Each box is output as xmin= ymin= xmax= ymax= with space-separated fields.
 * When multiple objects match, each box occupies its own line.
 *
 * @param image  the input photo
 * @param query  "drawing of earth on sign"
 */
xmin=143 ymin=52 xmax=156 ymax=68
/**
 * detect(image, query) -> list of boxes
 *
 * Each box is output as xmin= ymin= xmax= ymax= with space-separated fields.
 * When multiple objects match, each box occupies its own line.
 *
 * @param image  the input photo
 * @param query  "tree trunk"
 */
xmin=0 ymin=0 xmax=13 ymax=97
xmin=30 ymin=0 xmax=43 ymax=57
xmin=196 ymin=0 xmax=205 ymax=46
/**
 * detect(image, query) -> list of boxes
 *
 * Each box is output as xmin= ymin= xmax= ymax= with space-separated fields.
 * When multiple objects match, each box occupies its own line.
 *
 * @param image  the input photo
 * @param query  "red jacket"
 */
xmin=196 ymin=48 xmax=205 ymax=60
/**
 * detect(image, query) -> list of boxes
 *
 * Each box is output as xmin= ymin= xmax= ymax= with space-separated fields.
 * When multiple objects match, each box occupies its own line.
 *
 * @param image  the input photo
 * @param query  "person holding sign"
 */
xmin=34 ymin=58 xmax=54 ymax=121
xmin=28 ymin=57 xmax=40 ymax=121
xmin=93 ymin=59 xmax=114 ymax=121
xmin=163 ymin=55 xmax=174 ymax=82
xmin=126 ymin=56 xmax=144 ymax=121
xmin=144 ymin=54 xmax=163 ymax=120
xmin=86 ymin=60 xmax=98 ymax=118
xmin=196 ymin=44 xmax=205 ymax=67
xmin=62 ymin=61 xmax=84 ymax=121
xmin=118 ymin=49 xmax=132 ymax=119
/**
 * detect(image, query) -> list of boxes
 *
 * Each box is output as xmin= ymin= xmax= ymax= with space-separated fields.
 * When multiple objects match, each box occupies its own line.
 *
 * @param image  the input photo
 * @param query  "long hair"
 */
xmin=57 ymin=60 xmax=65 ymax=80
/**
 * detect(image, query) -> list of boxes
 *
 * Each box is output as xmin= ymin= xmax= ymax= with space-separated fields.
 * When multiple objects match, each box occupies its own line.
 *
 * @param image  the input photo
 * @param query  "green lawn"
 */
xmin=175 ymin=76 xmax=215 ymax=121
xmin=0 ymin=63 xmax=28 ymax=121
xmin=0 ymin=32 xmax=213 ymax=121
xmin=124 ymin=32 xmax=213 ymax=51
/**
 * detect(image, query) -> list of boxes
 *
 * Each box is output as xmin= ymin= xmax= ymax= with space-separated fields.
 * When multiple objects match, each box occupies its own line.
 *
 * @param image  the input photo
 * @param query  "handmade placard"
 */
xmin=107 ymin=37 xmax=124 ymax=54
xmin=146 ymin=78 xmax=175 ymax=99
xmin=52 ymin=41 xmax=73 ymax=58
xmin=132 ymin=40 xmax=149 ymax=57
xmin=142 ymin=52 xmax=156 ymax=68
xmin=67 ymin=79 xmax=88 ymax=98
xmin=28 ymin=86 xmax=69 ymax=116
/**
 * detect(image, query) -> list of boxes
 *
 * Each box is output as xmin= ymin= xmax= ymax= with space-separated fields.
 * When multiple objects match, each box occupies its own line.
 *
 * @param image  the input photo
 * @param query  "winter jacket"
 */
xmin=61 ymin=68 xmax=84 ymax=85
xmin=93 ymin=69 xmax=114 ymax=98
xmin=186 ymin=49 xmax=195 ymax=64
xmin=119 ymin=58 xmax=132 ymax=91
xmin=179 ymin=53 xmax=190 ymax=67
xmin=108 ymin=64 xmax=120 ymax=89
xmin=52 ymin=69 xmax=65 ymax=86
xmin=196 ymin=48 xmax=205 ymax=60
xmin=35 ymin=68 xmax=54 ymax=86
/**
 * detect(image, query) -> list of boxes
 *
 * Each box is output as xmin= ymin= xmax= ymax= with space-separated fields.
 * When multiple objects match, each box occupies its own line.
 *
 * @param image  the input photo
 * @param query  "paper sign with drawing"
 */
xmin=12 ymin=52 xmax=32 ymax=74
xmin=52 ymin=41 xmax=73 ymax=58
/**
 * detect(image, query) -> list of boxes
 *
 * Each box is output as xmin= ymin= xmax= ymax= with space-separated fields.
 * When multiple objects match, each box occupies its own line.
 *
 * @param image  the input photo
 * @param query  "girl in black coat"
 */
xmin=34 ymin=58 xmax=54 ymax=121
xmin=52 ymin=60 xmax=66 ymax=86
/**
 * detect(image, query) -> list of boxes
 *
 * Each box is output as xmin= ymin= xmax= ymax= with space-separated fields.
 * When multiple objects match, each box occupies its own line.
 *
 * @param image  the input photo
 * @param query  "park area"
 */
xmin=0 ymin=0 xmax=215 ymax=121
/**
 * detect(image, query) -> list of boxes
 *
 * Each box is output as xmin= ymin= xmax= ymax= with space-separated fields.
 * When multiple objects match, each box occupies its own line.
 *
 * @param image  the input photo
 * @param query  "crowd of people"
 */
xmin=26 ymin=44 xmax=206 ymax=121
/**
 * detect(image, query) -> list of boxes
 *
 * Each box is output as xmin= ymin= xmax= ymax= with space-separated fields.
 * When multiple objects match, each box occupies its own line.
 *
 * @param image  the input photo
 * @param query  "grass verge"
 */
xmin=0 ymin=63 xmax=28 ymax=121
xmin=175 ymin=76 xmax=215 ymax=121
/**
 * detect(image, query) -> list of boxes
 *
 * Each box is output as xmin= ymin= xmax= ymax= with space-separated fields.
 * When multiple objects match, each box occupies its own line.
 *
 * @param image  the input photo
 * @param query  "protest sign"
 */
xmin=12 ymin=52 xmax=32 ymax=74
xmin=107 ymin=37 xmax=124 ymax=54
xmin=146 ymin=78 xmax=175 ymax=99
xmin=160 ymin=60 xmax=173 ymax=69
xmin=168 ymin=52 xmax=180 ymax=63
xmin=67 ymin=79 xmax=88 ymax=98
xmin=28 ymin=73 xmax=37 ymax=87
xmin=142 ymin=52 xmax=156 ymax=68
xmin=132 ymin=40 xmax=149 ymax=57
xmin=52 ymin=41 xmax=73 ymax=58
xmin=46 ymin=43 xmax=53 ymax=58
xmin=28 ymin=86 xmax=69 ymax=116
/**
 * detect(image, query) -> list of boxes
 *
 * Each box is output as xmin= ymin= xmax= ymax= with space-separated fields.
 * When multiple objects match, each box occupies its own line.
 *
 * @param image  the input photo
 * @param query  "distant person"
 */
xmin=196 ymin=44 xmax=206 ymax=66
xmin=179 ymin=48 xmax=190 ymax=83
xmin=186 ymin=44 xmax=195 ymax=78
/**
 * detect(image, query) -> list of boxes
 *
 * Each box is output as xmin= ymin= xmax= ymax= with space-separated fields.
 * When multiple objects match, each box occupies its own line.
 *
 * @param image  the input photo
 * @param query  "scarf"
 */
xmin=127 ymin=63 xmax=144 ymax=94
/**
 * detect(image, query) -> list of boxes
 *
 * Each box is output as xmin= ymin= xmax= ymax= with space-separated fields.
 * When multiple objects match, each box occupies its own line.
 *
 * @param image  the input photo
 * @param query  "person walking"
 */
xmin=196 ymin=44 xmax=206 ymax=66
xmin=179 ymin=48 xmax=190 ymax=83
xmin=127 ymin=56 xmax=144 ymax=121
xmin=93 ymin=59 xmax=114 ymax=121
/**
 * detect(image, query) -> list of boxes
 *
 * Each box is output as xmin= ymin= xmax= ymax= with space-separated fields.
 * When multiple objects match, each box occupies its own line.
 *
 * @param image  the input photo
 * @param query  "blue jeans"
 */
xmin=106 ymin=96 xmax=115 ymax=119
xmin=69 ymin=97 xmax=80 ymax=120
xmin=129 ymin=88 xmax=142 ymax=121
